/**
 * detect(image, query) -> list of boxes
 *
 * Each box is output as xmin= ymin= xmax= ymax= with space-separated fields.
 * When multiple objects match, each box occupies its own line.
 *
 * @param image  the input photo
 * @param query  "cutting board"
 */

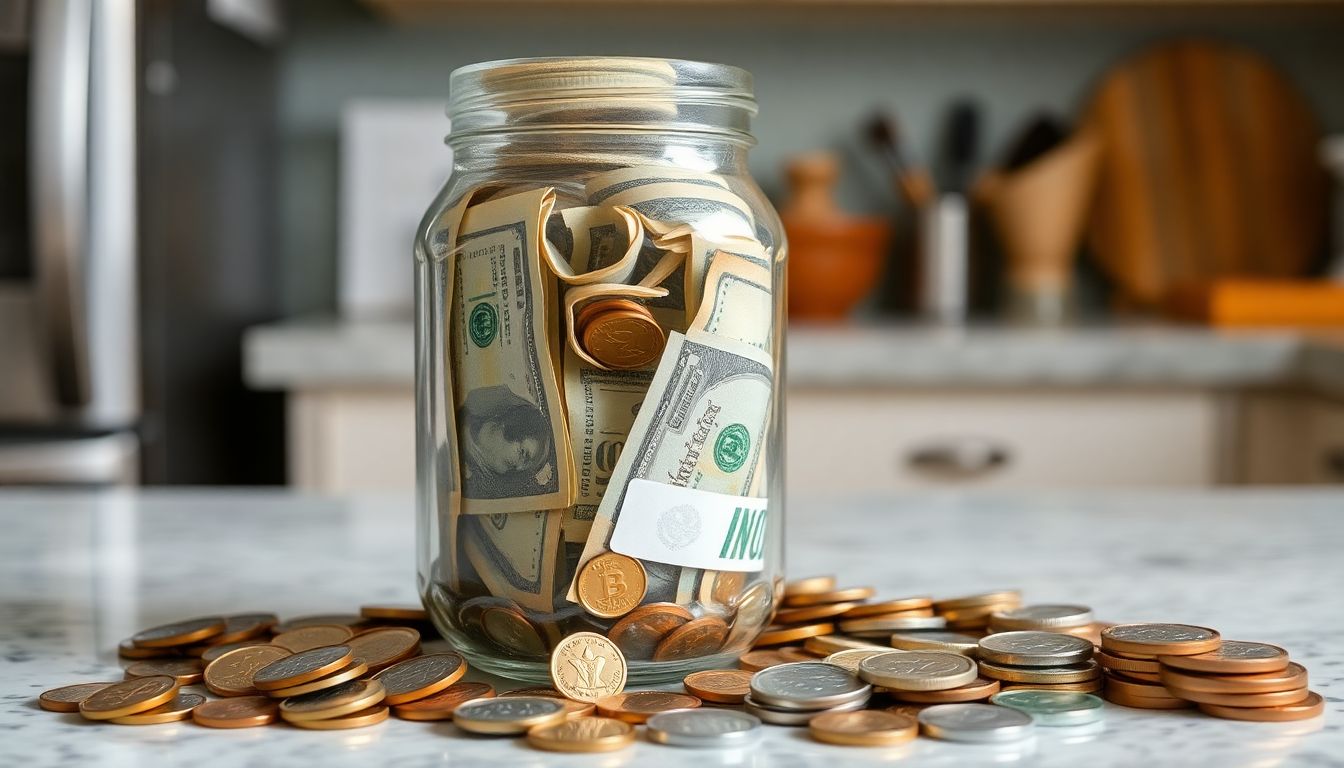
xmin=1081 ymin=39 xmax=1328 ymax=308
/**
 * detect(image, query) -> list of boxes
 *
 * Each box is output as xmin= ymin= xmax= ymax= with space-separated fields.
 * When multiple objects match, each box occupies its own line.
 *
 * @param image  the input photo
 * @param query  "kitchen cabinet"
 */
xmin=1238 ymin=393 xmax=1344 ymax=484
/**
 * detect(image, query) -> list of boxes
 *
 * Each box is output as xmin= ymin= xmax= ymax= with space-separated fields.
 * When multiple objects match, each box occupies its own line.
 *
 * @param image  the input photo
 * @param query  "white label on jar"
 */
xmin=609 ymin=479 xmax=768 ymax=572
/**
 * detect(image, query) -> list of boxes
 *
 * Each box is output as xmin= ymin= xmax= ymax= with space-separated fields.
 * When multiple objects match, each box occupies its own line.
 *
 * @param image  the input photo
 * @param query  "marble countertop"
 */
xmin=3 ymin=488 xmax=1342 ymax=767
xmin=242 ymin=318 xmax=1344 ymax=393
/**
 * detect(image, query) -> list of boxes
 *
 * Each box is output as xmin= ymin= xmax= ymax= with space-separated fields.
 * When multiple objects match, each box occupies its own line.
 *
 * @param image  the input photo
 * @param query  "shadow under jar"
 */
xmin=414 ymin=57 xmax=787 ymax=684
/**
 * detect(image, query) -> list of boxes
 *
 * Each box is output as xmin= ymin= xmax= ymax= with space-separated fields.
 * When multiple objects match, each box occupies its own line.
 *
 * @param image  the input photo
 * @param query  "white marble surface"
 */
xmin=242 ymin=318 xmax=1344 ymax=393
xmin=3 ymin=488 xmax=1342 ymax=767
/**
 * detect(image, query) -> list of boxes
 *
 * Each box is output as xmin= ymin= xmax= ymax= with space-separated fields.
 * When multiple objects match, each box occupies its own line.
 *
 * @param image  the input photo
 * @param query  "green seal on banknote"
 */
xmin=713 ymin=424 xmax=751 ymax=473
xmin=469 ymin=302 xmax=498 ymax=348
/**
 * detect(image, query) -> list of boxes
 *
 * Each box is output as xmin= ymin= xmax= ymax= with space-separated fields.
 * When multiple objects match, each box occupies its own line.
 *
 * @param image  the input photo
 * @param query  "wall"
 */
xmin=276 ymin=0 xmax=1344 ymax=316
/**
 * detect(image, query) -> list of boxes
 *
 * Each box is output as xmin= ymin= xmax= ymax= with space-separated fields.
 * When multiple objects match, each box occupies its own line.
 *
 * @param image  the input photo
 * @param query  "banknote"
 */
xmin=689 ymin=251 xmax=774 ymax=352
xmin=568 ymin=329 xmax=774 ymax=603
xmin=542 ymin=204 xmax=645 ymax=285
xmin=585 ymin=165 xmax=730 ymax=206
xmin=453 ymin=187 xmax=574 ymax=514
xmin=600 ymin=181 xmax=757 ymax=242
xmin=462 ymin=508 xmax=562 ymax=613
xmin=562 ymin=281 xmax=670 ymax=370
xmin=676 ymin=233 xmax=768 ymax=326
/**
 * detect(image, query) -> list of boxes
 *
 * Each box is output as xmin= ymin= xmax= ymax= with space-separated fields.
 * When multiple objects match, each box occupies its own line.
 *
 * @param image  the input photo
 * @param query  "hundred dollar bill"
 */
xmin=542 ymin=204 xmax=645 ymax=285
xmin=600 ymin=181 xmax=756 ymax=242
xmin=674 ymin=232 xmax=768 ymax=326
xmin=689 ymin=251 xmax=773 ymax=352
xmin=462 ymin=508 xmax=562 ymax=613
xmin=568 ymin=329 xmax=774 ymax=603
xmin=453 ymin=186 xmax=574 ymax=514
xmin=585 ymin=165 xmax=731 ymax=205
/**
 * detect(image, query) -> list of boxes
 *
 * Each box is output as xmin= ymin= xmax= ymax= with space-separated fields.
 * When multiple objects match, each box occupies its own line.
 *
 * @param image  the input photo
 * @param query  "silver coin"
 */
xmin=889 ymin=631 xmax=981 ymax=655
xmin=858 ymin=651 xmax=978 ymax=691
xmin=824 ymin=648 xmax=895 ymax=673
xmin=646 ymin=709 xmax=763 ymax=748
xmin=1197 ymin=640 xmax=1284 ymax=660
xmin=453 ymin=696 xmax=565 ymax=721
xmin=749 ymin=662 xmax=871 ymax=710
xmin=978 ymin=632 xmax=1094 ymax=667
xmin=990 ymin=604 xmax=1094 ymax=630
xmin=839 ymin=615 xmax=946 ymax=633
xmin=743 ymin=695 xmax=866 ymax=726
xmin=918 ymin=703 xmax=1036 ymax=743
xmin=989 ymin=690 xmax=1104 ymax=727
xmin=1104 ymin=623 xmax=1217 ymax=644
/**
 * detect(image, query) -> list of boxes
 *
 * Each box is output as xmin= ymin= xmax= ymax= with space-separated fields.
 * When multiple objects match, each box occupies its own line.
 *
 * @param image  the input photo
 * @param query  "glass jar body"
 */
xmin=415 ymin=102 xmax=785 ymax=684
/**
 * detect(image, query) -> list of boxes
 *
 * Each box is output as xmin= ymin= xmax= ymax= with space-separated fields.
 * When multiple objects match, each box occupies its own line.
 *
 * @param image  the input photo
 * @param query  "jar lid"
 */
xmin=448 ymin=57 xmax=757 ymax=141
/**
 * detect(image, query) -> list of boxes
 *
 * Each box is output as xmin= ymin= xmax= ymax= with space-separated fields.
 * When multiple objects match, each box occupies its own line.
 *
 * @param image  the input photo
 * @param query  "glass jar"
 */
xmin=415 ymin=57 xmax=786 ymax=684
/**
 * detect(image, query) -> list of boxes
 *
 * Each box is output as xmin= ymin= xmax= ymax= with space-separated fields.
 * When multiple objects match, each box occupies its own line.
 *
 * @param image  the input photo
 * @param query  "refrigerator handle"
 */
xmin=30 ymin=0 xmax=92 ymax=407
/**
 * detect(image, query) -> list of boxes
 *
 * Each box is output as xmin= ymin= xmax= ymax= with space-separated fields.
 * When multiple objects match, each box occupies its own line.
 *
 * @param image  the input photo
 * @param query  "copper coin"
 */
xmin=192 ymin=696 xmax=279 ymax=728
xmin=1001 ymin=678 xmax=1105 ymax=694
xmin=843 ymin=598 xmax=934 ymax=619
xmin=1117 ymin=669 xmax=1162 ymax=683
xmin=608 ymin=603 xmax=691 ymax=660
xmin=372 ymin=652 xmax=467 ymax=705
xmin=708 ymin=571 xmax=748 ymax=606
xmin=596 ymin=691 xmax=701 ymax=724
xmin=392 ymin=681 xmax=495 ymax=721
xmin=38 ymin=682 xmax=117 ymax=713
xmin=1198 ymin=691 xmax=1324 ymax=722
xmin=346 ymin=626 xmax=421 ymax=672
xmin=803 ymin=635 xmax=886 ymax=656
xmin=774 ymin=602 xmax=863 ymax=625
xmin=118 ymin=638 xmax=177 ymax=660
xmin=271 ymin=624 xmax=356 ymax=653
xmin=108 ymin=692 xmax=205 ymax=725
xmin=280 ymin=679 xmax=387 ymax=722
xmin=979 ymin=659 xmax=1101 ymax=684
xmin=288 ymin=705 xmax=389 ymax=730
xmin=272 ymin=614 xmax=367 ymax=634
xmin=783 ymin=575 xmax=837 ymax=597
xmin=201 ymin=640 xmax=273 ymax=663
xmin=212 ymin=613 xmax=279 ymax=644
xmin=1157 ymin=641 xmax=1290 ymax=675
xmin=809 ymin=710 xmax=918 ymax=747
xmin=738 ymin=649 xmax=797 ymax=672
xmin=124 ymin=658 xmax=205 ymax=686
xmin=784 ymin=587 xmax=875 ymax=607
xmin=582 ymin=308 xmax=665 ymax=370
xmin=1105 ymin=674 xmax=1183 ymax=700
xmin=266 ymin=660 xmax=369 ymax=698
xmin=724 ymin=581 xmax=777 ymax=650
xmin=1105 ymin=688 xmax=1192 ymax=710
xmin=654 ymin=617 xmax=729 ymax=661
xmin=684 ymin=669 xmax=754 ymax=704
xmin=1096 ymin=650 xmax=1161 ymax=674
xmin=1100 ymin=623 xmax=1222 ymax=656
xmin=574 ymin=298 xmax=649 ymax=334
xmin=205 ymin=645 xmax=293 ymax=696
xmin=1167 ymin=686 xmax=1312 ymax=708
xmin=886 ymin=676 xmax=1001 ymax=704
xmin=940 ymin=603 xmax=1020 ymax=623
xmin=753 ymin=622 xmax=834 ymax=647
xmin=252 ymin=645 xmax=352 ymax=691
xmin=132 ymin=616 xmax=227 ymax=649
xmin=481 ymin=606 xmax=547 ymax=657
xmin=500 ymin=686 xmax=567 ymax=698
xmin=79 ymin=676 xmax=179 ymax=720
xmin=577 ymin=553 xmax=648 ymax=619
xmin=932 ymin=591 xmax=1023 ymax=611
xmin=778 ymin=646 xmax=819 ymax=662
xmin=360 ymin=604 xmax=428 ymax=621
xmin=527 ymin=716 xmax=636 ymax=753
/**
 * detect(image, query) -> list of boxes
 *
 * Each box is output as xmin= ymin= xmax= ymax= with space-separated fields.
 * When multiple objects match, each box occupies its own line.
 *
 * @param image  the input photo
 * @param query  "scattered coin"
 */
xmin=989 ymin=604 xmax=1094 ymax=631
xmin=272 ymin=614 xmax=365 ymax=634
xmin=1101 ymin=624 xmax=1221 ymax=656
xmin=345 ymin=626 xmax=421 ymax=672
xmin=38 ymin=682 xmax=117 ymax=713
xmin=205 ymin=644 xmax=293 ymax=697
xmin=842 ymin=597 xmax=934 ymax=619
xmin=288 ymin=705 xmax=389 ymax=730
xmin=480 ymin=605 xmax=547 ymax=657
xmin=280 ymin=679 xmax=387 ymax=722
xmin=123 ymin=658 xmax=205 ymax=686
xmin=392 ymin=681 xmax=495 ymax=721
xmin=1158 ymin=662 xmax=1307 ymax=695
xmin=106 ymin=692 xmax=204 ymax=725
xmin=839 ymin=615 xmax=946 ymax=634
xmin=453 ymin=696 xmax=568 ymax=735
xmin=499 ymin=686 xmax=566 ymax=698
xmin=889 ymin=631 xmax=981 ymax=656
xmin=1156 ymin=641 xmax=1290 ymax=675
xmin=267 ymin=660 xmax=369 ymax=697
xmin=577 ymin=553 xmax=648 ymax=619
xmin=753 ymin=622 xmax=835 ymax=647
xmin=646 ymin=708 xmax=764 ymax=748
xmin=723 ymin=581 xmax=777 ymax=650
xmin=744 ymin=694 xmax=866 ymax=725
xmin=1197 ymin=691 xmax=1324 ymax=722
xmin=859 ymin=651 xmax=978 ymax=691
xmin=804 ymin=635 xmax=886 ymax=656
xmin=886 ymin=676 xmax=1001 ymax=704
xmin=607 ymin=603 xmax=692 ymax=660
xmin=784 ymin=587 xmax=876 ymax=607
xmin=933 ymin=591 xmax=1022 ymax=611
xmin=683 ymin=669 xmax=754 ymax=704
xmin=252 ymin=645 xmax=353 ymax=692
xmin=118 ymin=638 xmax=176 ymax=660
xmin=549 ymin=631 xmax=627 ymax=703
xmin=990 ymin=690 xmax=1104 ymax=726
xmin=774 ymin=601 xmax=863 ymax=625
xmin=131 ymin=616 xmax=226 ymax=649
xmin=977 ymin=632 xmax=1094 ymax=667
xmin=809 ymin=709 xmax=919 ymax=747
xmin=212 ymin=613 xmax=279 ymax=644
xmin=750 ymin=661 xmax=871 ymax=710
xmin=271 ymin=624 xmax=355 ymax=653
xmin=824 ymin=648 xmax=895 ymax=674
xmin=359 ymin=604 xmax=428 ymax=621
xmin=583 ymin=307 xmax=666 ymax=370
xmin=200 ymin=641 xmax=273 ymax=663
xmin=78 ymin=676 xmax=179 ymax=721
xmin=978 ymin=659 xmax=1101 ymax=684
xmin=917 ymin=702 xmax=1035 ymax=743
xmin=783 ymin=575 xmax=837 ymax=597
xmin=191 ymin=696 xmax=280 ymax=728
xmin=778 ymin=646 xmax=819 ymax=662
xmin=653 ymin=617 xmax=728 ymax=661
xmin=372 ymin=653 xmax=467 ymax=705
xmin=739 ymin=649 xmax=799 ymax=672
xmin=527 ymin=716 xmax=636 ymax=752
xmin=596 ymin=691 xmax=702 ymax=723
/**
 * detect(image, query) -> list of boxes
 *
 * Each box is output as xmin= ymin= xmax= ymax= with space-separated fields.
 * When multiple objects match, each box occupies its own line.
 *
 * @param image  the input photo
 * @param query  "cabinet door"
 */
xmin=786 ymin=389 xmax=1220 ymax=491
xmin=1307 ymin=399 xmax=1344 ymax=484
xmin=289 ymin=389 xmax=415 ymax=492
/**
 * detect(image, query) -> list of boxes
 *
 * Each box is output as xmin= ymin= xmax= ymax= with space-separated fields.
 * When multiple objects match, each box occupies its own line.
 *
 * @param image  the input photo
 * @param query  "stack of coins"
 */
xmin=975 ymin=631 xmax=1103 ymax=694
xmin=745 ymin=661 xmax=872 ymax=725
xmin=932 ymin=591 xmax=1023 ymax=633
xmin=1100 ymin=623 xmax=1220 ymax=710
xmin=987 ymin=604 xmax=1110 ymax=646
xmin=1156 ymin=640 xmax=1322 ymax=721
xmin=858 ymin=650 xmax=998 ymax=706
xmin=574 ymin=298 xmax=665 ymax=370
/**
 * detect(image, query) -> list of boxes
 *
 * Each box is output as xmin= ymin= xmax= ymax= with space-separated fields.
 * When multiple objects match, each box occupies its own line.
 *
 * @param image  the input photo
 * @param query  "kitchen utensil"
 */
xmin=865 ymin=112 xmax=934 ymax=209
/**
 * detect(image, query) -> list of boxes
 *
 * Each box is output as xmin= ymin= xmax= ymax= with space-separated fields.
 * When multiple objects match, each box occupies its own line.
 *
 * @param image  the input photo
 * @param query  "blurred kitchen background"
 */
xmin=4 ymin=0 xmax=1344 ymax=490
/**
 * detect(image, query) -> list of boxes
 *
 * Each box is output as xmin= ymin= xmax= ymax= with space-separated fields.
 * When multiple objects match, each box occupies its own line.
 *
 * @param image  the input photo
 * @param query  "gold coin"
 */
xmin=577 ymin=553 xmax=648 ymax=619
xmin=939 ymin=603 xmax=1020 ymax=623
xmin=392 ymin=682 xmax=495 ymax=721
xmin=738 ymin=649 xmax=798 ymax=672
xmin=271 ymin=624 xmax=356 ymax=653
xmin=345 ymin=626 xmax=421 ymax=672
xmin=199 ymin=640 xmax=272 ymax=663
xmin=288 ymin=705 xmax=389 ymax=730
xmin=550 ymin=631 xmax=627 ymax=703
xmin=784 ymin=587 xmax=875 ymax=607
xmin=118 ymin=638 xmax=177 ymax=660
xmin=131 ymin=616 xmax=227 ymax=649
xmin=38 ymin=682 xmax=117 ymax=713
xmin=360 ymin=604 xmax=428 ymax=621
xmin=266 ymin=660 xmax=369 ymax=698
xmin=192 ymin=696 xmax=279 ymax=728
xmin=843 ymin=598 xmax=934 ymax=619
xmin=932 ymin=591 xmax=1022 ymax=611
xmin=1100 ymin=623 xmax=1221 ymax=657
xmin=124 ymin=658 xmax=205 ymax=686
xmin=1198 ymin=691 xmax=1323 ymax=722
xmin=582 ymin=308 xmax=665 ymax=370
xmin=654 ymin=617 xmax=729 ymax=661
xmin=574 ymin=298 xmax=649 ymax=333
xmin=280 ymin=679 xmax=387 ymax=722
xmin=1157 ymin=641 xmax=1290 ymax=675
xmin=1001 ymin=678 xmax=1105 ymax=694
xmin=803 ymin=635 xmax=886 ymax=656
xmin=526 ymin=716 xmax=635 ymax=753
xmin=108 ymin=692 xmax=204 ymax=725
xmin=978 ymin=659 xmax=1101 ymax=684
xmin=774 ymin=602 xmax=863 ymax=625
xmin=454 ymin=696 xmax=569 ymax=734
xmin=885 ymin=677 xmax=1000 ymax=703
xmin=595 ymin=691 xmax=701 ymax=724
xmin=683 ymin=669 xmax=754 ymax=704
xmin=252 ymin=645 xmax=352 ymax=691
xmin=809 ymin=709 xmax=918 ymax=747
xmin=1096 ymin=650 xmax=1161 ymax=674
xmin=272 ymin=614 xmax=366 ymax=634
xmin=205 ymin=645 xmax=292 ymax=696
xmin=481 ymin=606 xmax=547 ymax=657
xmin=889 ymin=631 xmax=981 ymax=655
xmin=608 ymin=603 xmax=692 ymax=660
xmin=752 ymin=622 xmax=833 ymax=647
xmin=783 ymin=575 xmax=837 ymax=597
xmin=1166 ymin=686 xmax=1311 ymax=708
xmin=825 ymin=648 xmax=900 ymax=674
xmin=212 ymin=613 xmax=279 ymax=644
xmin=372 ymin=652 xmax=467 ymax=705
xmin=79 ymin=676 xmax=179 ymax=720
